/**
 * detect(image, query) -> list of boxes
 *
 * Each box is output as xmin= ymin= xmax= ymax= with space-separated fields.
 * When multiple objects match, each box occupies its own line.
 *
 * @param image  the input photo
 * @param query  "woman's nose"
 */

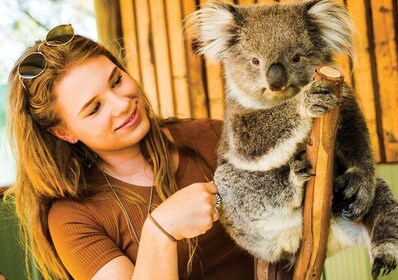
xmin=108 ymin=92 xmax=129 ymax=116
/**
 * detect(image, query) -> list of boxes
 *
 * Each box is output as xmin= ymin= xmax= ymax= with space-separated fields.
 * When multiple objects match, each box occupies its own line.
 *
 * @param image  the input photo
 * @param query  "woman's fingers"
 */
xmin=152 ymin=181 xmax=222 ymax=239
xmin=212 ymin=207 xmax=220 ymax=222
xmin=206 ymin=181 xmax=218 ymax=194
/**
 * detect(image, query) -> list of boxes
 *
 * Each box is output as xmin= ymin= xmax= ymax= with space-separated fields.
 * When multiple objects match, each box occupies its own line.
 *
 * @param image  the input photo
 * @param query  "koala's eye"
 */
xmin=251 ymin=57 xmax=260 ymax=66
xmin=292 ymin=54 xmax=301 ymax=63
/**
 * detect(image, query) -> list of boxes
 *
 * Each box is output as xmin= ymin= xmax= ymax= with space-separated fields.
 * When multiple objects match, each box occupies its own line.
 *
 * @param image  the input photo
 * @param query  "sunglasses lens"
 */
xmin=18 ymin=52 xmax=46 ymax=79
xmin=46 ymin=24 xmax=74 ymax=46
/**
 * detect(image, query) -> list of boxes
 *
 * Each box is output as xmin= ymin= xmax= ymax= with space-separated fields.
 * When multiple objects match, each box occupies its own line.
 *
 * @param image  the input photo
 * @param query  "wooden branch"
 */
xmin=293 ymin=66 xmax=344 ymax=280
xmin=256 ymin=259 xmax=294 ymax=280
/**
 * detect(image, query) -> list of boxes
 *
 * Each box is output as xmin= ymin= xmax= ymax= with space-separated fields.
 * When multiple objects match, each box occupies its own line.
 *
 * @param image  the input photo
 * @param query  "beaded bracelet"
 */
xmin=147 ymin=213 xmax=177 ymax=242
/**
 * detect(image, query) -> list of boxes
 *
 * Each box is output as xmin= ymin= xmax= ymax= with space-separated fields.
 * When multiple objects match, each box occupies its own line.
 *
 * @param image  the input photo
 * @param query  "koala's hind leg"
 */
xmin=363 ymin=178 xmax=398 ymax=277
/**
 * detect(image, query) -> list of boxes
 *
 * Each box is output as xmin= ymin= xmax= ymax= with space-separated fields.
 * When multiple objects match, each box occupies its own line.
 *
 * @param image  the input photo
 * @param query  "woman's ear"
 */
xmin=48 ymin=125 xmax=78 ymax=144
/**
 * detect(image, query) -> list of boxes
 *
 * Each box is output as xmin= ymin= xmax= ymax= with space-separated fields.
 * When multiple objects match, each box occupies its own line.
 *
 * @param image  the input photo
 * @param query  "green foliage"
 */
xmin=0 ymin=84 xmax=7 ymax=128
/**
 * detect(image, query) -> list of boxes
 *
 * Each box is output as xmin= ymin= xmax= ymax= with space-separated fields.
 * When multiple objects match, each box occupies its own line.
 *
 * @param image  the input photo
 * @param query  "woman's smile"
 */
xmin=116 ymin=106 xmax=141 ymax=131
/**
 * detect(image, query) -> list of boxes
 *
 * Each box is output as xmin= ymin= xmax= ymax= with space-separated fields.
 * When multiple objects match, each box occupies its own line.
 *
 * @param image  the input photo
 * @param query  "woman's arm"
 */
xmin=91 ymin=221 xmax=177 ymax=280
xmin=91 ymin=182 xmax=219 ymax=280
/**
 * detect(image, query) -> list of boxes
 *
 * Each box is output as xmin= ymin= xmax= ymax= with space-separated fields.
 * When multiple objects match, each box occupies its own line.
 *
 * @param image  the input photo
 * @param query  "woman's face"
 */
xmin=51 ymin=55 xmax=150 ymax=157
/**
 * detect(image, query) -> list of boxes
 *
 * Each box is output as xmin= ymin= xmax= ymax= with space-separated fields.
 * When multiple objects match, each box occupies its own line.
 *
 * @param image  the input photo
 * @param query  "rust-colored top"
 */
xmin=48 ymin=119 xmax=254 ymax=280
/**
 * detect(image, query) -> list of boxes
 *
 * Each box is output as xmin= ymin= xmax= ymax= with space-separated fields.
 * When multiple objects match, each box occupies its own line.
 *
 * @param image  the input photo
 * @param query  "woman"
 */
xmin=5 ymin=24 xmax=254 ymax=280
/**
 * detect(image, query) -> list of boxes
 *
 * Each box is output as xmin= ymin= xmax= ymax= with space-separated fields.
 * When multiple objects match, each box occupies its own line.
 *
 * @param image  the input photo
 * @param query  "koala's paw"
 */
xmin=372 ymin=253 xmax=397 ymax=277
xmin=334 ymin=169 xmax=374 ymax=221
xmin=289 ymin=157 xmax=313 ymax=183
xmin=303 ymin=80 xmax=340 ymax=118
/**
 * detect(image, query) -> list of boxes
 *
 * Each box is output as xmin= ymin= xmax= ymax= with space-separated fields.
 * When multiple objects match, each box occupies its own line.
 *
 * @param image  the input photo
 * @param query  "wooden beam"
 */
xmin=119 ymin=0 xmax=141 ymax=84
xmin=135 ymin=0 xmax=159 ymax=114
xmin=370 ymin=0 xmax=398 ymax=162
xmin=198 ymin=0 xmax=229 ymax=120
xmin=149 ymin=0 xmax=175 ymax=118
xmin=93 ymin=0 xmax=123 ymax=48
xmin=346 ymin=0 xmax=381 ymax=162
xmin=182 ymin=0 xmax=209 ymax=118
xmin=165 ymin=0 xmax=192 ymax=119
xmin=256 ymin=0 xmax=276 ymax=4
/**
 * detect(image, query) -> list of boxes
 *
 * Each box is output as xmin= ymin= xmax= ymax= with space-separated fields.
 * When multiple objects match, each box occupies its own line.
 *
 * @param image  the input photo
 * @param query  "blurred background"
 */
xmin=0 ymin=0 xmax=97 ymax=187
xmin=0 ymin=0 xmax=397 ymax=279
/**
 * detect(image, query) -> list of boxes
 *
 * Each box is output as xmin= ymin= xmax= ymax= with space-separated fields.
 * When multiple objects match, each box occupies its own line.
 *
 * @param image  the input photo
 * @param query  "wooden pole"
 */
xmin=255 ymin=66 xmax=344 ymax=280
xmin=256 ymin=259 xmax=294 ymax=280
xmin=293 ymin=66 xmax=344 ymax=280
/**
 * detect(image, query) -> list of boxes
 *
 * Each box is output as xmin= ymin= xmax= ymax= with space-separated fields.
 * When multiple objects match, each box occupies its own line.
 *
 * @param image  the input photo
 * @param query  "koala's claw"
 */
xmin=341 ymin=196 xmax=372 ymax=221
xmin=334 ymin=170 xmax=375 ymax=220
xmin=290 ymin=159 xmax=313 ymax=182
xmin=334 ymin=172 xmax=361 ymax=199
xmin=341 ymin=208 xmax=356 ymax=221
xmin=303 ymin=81 xmax=339 ymax=118
xmin=372 ymin=255 xmax=397 ymax=278
xmin=341 ymin=202 xmax=360 ymax=221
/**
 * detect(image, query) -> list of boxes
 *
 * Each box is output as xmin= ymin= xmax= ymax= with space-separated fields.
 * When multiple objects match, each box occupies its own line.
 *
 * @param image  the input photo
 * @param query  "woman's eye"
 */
xmin=251 ymin=57 xmax=260 ymax=66
xmin=292 ymin=54 xmax=301 ymax=63
xmin=88 ymin=103 xmax=101 ymax=116
xmin=112 ymin=75 xmax=122 ymax=88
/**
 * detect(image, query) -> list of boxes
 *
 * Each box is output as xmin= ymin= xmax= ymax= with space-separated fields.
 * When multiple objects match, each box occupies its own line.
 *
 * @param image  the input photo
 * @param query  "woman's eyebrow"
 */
xmin=108 ymin=66 xmax=119 ymax=83
xmin=78 ymin=95 xmax=97 ymax=117
xmin=78 ymin=66 xmax=119 ymax=116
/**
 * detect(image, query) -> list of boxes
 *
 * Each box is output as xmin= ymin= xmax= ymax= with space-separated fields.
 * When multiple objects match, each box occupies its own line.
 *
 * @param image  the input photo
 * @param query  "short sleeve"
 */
xmin=48 ymin=199 xmax=124 ymax=280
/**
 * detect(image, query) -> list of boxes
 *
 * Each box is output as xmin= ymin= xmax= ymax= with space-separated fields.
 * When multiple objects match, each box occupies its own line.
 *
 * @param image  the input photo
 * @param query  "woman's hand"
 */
xmin=150 ymin=182 xmax=220 ymax=240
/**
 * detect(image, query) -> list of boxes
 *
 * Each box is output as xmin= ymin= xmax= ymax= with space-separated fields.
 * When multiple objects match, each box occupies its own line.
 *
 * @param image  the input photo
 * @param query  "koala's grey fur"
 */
xmin=187 ymin=0 xmax=398 ymax=277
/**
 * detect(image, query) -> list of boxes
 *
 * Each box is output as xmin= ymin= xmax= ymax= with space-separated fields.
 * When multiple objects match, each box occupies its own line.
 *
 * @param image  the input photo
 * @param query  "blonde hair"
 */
xmin=5 ymin=35 xmax=197 ymax=279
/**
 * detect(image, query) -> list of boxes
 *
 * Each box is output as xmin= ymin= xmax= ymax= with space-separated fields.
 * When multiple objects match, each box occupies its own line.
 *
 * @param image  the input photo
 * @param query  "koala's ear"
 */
xmin=305 ymin=0 xmax=355 ymax=61
xmin=185 ymin=1 xmax=241 ymax=62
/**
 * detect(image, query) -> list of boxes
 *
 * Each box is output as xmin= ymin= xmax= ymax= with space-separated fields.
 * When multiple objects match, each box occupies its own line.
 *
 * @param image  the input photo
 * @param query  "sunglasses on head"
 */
xmin=18 ymin=24 xmax=75 ymax=82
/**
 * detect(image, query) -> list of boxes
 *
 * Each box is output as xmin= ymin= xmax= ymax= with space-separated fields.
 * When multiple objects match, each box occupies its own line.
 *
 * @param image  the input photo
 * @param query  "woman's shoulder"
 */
xmin=164 ymin=118 xmax=223 ymax=144
xmin=49 ymin=197 xmax=94 ymax=226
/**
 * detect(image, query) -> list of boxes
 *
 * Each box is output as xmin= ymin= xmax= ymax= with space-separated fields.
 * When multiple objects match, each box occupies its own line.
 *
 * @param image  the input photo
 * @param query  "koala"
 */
xmin=187 ymin=0 xmax=398 ymax=277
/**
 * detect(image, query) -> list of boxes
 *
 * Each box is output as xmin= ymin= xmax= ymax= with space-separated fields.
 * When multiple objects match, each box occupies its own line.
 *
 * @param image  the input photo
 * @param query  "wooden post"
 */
xmin=255 ymin=66 xmax=343 ymax=280
xmin=293 ymin=66 xmax=344 ymax=280
xmin=256 ymin=259 xmax=294 ymax=280
xmin=93 ymin=0 xmax=123 ymax=47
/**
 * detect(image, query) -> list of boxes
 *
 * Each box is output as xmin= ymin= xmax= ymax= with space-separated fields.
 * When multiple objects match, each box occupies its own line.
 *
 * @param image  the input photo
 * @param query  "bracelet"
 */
xmin=147 ymin=213 xmax=177 ymax=242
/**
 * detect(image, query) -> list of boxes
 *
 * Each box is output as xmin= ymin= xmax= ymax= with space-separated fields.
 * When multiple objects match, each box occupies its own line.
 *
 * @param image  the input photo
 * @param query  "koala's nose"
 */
xmin=267 ymin=63 xmax=287 ymax=91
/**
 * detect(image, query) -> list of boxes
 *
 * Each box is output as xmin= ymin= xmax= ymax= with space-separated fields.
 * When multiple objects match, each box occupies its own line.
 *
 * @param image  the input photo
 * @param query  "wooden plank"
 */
xmin=256 ymin=0 xmax=275 ymax=4
xmin=135 ymin=0 xmax=159 ymax=114
xmin=183 ymin=0 xmax=209 ymax=118
xmin=199 ymin=0 xmax=228 ymax=120
xmin=165 ymin=0 xmax=192 ymax=119
xmin=119 ymin=0 xmax=141 ymax=84
xmin=332 ymin=1 xmax=352 ymax=86
xmin=238 ymin=0 xmax=256 ymax=5
xmin=93 ymin=0 xmax=122 ymax=46
xmin=370 ymin=0 xmax=398 ymax=162
xmin=345 ymin=0 xmax=381 ymax=162
xmin=148 ymin=0 xmax=175 ymax=118
xmin=206 ymin=62 xmax=225 ymax=120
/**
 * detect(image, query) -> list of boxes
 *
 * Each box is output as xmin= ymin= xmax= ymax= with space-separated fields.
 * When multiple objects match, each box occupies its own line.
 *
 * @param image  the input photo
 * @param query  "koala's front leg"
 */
xmin=299 ymin=79 xmax=340 ymax=118
xmin=334 ymin=86 xmax=376 ymax=221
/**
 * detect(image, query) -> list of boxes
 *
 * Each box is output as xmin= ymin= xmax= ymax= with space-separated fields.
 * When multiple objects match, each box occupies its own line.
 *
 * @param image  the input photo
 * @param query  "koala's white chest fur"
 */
xmin=226 ymin=117 xmax=312 ymax=172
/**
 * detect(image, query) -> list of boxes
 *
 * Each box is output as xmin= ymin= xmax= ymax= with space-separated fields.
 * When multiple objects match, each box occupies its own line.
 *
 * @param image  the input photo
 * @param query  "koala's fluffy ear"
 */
xmin=306 ymin=0 xmax=355 ymax=61
xmin=185 ymin=1 xmax=241 ymax=62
